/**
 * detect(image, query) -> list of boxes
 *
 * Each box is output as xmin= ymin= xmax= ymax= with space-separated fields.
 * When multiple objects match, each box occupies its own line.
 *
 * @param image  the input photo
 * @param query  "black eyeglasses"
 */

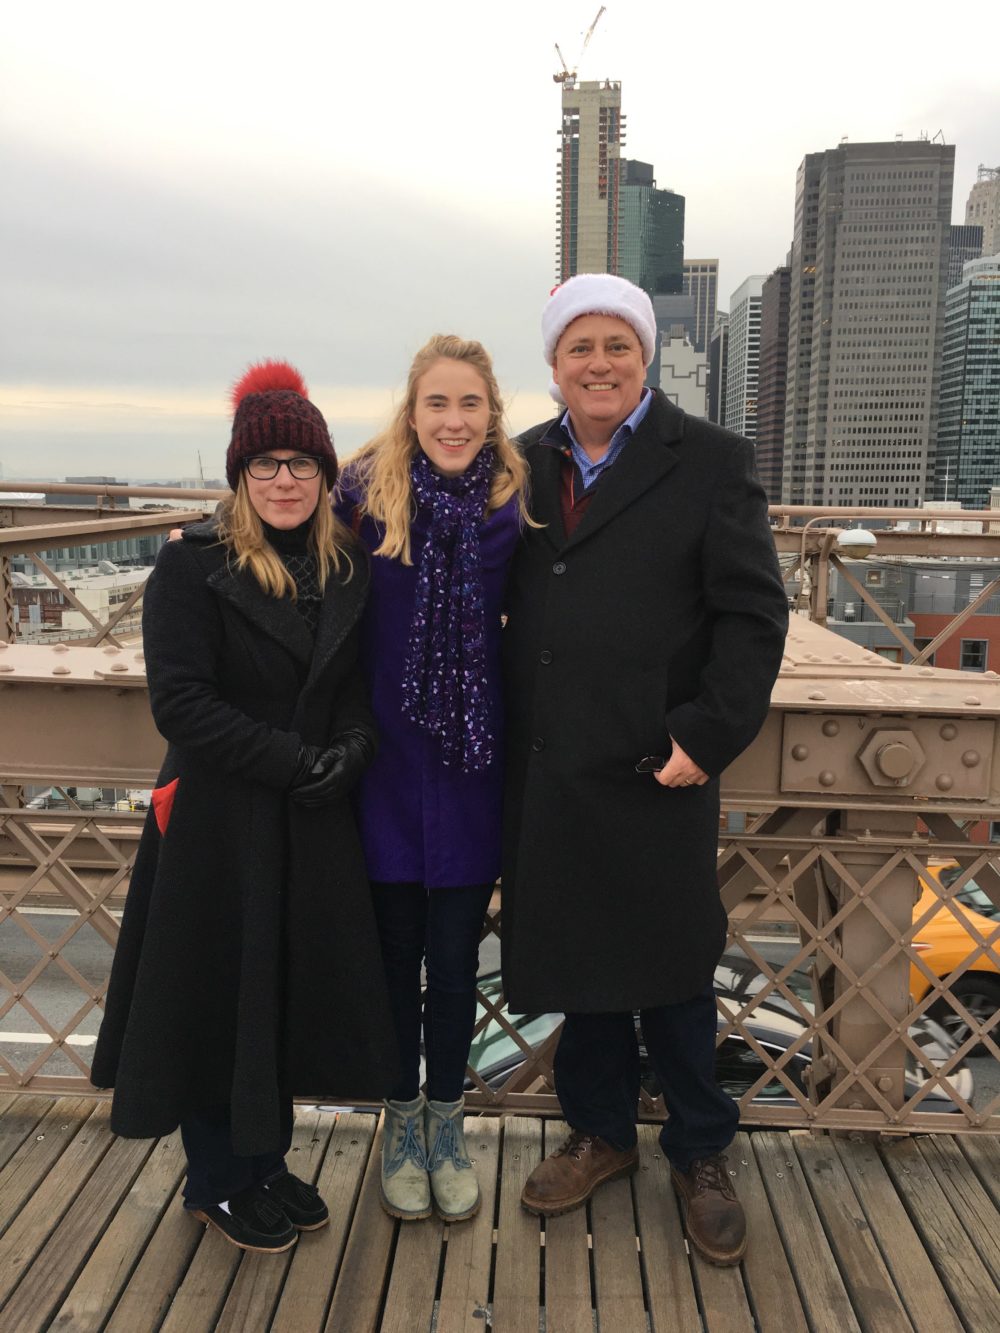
xmin=245 ymin=456 xmax=322 ymax=480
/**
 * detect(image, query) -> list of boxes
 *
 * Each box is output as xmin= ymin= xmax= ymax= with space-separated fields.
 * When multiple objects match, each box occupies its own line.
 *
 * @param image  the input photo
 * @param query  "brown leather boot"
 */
xmin=670 ymin=1154 xmax=747 ymax=1265
xmin=521 ymin=1129 xmax=639 ymax=1217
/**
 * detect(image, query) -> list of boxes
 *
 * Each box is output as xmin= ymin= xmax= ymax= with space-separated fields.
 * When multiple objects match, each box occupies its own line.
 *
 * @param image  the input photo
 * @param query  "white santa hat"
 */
xmin=542 ymin=274 xmax=657 ymax=369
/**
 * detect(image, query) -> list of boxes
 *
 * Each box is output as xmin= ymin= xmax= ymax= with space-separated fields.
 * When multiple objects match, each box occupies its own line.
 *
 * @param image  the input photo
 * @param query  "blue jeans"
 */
xmin=181 ymin=1100 xmax=293 ymax=1209
xmin=370 ymin=881 xmax=494 ymax=1103
xmin=553 ymin=982 xmax=738 ymax=1170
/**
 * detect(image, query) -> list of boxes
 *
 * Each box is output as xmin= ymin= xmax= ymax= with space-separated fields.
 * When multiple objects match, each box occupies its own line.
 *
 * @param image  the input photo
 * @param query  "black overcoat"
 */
xmin=91 ymin=521 xmax=398 ymax=1155
xmin=501 ymin=392 xmax=788 ymax=1014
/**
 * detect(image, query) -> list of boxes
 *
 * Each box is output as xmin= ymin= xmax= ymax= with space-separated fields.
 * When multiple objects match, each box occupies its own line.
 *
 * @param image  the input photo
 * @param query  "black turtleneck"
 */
xmin=263 ymin=519 xmax=323 ymax=636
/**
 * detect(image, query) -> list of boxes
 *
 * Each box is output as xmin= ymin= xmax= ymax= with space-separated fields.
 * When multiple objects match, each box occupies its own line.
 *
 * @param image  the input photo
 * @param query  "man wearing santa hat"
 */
xmin=501 ymin=274 xmax=788 ymax=1265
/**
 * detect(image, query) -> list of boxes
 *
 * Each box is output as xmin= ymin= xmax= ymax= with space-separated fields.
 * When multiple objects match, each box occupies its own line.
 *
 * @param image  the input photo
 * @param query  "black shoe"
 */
xmin=264 ymin=1171 xmax=330 ymax=1230
xmin=190 ymin=1184 xmax=297 ymax=1253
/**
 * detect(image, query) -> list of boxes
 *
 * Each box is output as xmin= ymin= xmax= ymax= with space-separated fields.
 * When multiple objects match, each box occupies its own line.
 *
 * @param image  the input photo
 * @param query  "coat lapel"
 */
xmin=304 ymin=552 xmax=370 ymax=690
xmin=526 ymin=438 xmax=568 ymax=551
xmin=563 ymin=393 xmax=684 ymax=551
xmin=207 ymin=561 xmax=314 ymax=668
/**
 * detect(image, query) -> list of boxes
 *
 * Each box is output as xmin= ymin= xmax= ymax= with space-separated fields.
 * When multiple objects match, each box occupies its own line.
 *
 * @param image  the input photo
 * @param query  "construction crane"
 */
xmin=553 ymin=6 xmax=606 ymax=84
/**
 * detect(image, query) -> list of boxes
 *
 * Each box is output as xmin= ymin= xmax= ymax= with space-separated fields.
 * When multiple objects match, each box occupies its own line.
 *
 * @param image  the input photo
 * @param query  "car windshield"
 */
xmin=936 ymin=867 xmax=1000 ymax=919
xmin=716 ymin=950 xmax=816 ymax=1011
xmin=468 ymin=975 xmax=561 ymax=1073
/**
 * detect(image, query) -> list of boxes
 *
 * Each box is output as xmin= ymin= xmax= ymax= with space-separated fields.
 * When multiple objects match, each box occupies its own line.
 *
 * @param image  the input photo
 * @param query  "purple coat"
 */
xmin=336 ymin=478 xmax=519 ymax=887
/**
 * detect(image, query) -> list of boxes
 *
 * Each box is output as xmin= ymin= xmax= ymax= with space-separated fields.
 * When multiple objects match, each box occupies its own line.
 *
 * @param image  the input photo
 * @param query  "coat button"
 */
xmin=540 ymin=650 xmax=553 ymax=664
xmin=552 ymin=561 xmax=567 ymax=575
xmin=531 ymin=737 xmax=545 ymax=752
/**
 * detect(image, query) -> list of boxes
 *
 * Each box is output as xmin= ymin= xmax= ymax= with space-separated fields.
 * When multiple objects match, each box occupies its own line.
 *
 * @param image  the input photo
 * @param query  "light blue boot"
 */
xmin=380 ymin=1095 xmax=431 ymax=1220
xmin=426 ymin=1097 xmax=480 ymax=1222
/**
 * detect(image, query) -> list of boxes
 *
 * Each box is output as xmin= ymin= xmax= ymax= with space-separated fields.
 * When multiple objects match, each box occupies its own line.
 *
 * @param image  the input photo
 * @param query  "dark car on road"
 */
xmin=468 ymin=952 xmax=973 ymax=1113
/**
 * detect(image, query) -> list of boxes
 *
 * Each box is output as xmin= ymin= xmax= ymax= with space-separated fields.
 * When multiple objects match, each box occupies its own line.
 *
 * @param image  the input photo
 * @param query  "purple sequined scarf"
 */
xmin=401 ymin=446 xmax=495 ymax=772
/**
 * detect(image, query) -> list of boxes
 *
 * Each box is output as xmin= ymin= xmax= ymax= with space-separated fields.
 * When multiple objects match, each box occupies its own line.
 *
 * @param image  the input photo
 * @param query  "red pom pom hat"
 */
xmin=226 ymin=359 xmax=338 ymax=490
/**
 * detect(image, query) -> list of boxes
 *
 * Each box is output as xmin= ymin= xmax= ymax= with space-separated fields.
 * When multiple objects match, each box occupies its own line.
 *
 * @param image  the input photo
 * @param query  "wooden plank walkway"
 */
xmin=0 ymin=1094 xmax=997 ymax=1331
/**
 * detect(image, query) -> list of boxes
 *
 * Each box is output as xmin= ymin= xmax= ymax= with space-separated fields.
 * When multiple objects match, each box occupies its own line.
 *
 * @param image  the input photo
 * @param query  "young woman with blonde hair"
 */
xmin=338 ymin=334 xmax=531 ymax=1223
xmin=93 ymin=361 xmax=398 ymax=1254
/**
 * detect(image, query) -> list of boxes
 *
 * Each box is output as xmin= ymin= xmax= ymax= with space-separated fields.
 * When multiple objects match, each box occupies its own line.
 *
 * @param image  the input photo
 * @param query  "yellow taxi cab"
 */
xmin=912 ymin=862 xmax=1000 ymax=1046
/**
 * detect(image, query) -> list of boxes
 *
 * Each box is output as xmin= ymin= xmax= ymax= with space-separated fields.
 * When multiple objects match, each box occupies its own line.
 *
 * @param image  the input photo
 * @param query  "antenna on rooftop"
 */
xmin=553 ymin=6 xmax=607 ymax=83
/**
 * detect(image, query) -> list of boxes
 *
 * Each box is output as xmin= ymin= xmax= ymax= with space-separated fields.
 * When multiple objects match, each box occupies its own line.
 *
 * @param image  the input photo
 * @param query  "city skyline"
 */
xmin=2 ymin=0 xmax=998 ymax=478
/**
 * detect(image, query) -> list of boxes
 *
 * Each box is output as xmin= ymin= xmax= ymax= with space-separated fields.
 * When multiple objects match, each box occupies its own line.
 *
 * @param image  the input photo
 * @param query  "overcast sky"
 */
xmin=2 ymin=0 xmax=998 ymax=480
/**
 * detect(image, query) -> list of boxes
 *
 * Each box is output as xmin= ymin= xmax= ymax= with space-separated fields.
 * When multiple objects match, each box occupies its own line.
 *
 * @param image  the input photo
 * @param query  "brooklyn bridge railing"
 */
xmin=1 ymin=488 xmax=999 ymax=1133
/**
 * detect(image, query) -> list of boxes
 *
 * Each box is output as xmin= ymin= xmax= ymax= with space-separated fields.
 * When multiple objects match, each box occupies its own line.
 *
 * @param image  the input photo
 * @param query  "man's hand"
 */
xmin=653 ymin=737 xmax=709 ymax=789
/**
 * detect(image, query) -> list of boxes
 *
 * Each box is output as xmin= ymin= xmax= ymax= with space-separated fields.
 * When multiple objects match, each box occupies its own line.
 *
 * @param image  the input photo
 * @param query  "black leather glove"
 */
xmin=289 ymin=743 xmax=329 ymax=791
xmin=290 ymin=727 xmax=375 ymax=808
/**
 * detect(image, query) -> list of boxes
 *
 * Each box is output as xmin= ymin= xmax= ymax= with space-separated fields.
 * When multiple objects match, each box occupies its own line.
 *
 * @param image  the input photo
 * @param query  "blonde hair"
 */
xmin=214 ymin=474 xmax=352 ymax=597
xmin=345 ymin=334 xmax=536 ymax=564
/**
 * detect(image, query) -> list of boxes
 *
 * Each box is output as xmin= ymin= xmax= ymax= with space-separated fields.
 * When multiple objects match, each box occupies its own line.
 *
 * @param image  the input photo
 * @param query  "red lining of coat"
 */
xmin=151 ymin=778 xmax=179 ymax=835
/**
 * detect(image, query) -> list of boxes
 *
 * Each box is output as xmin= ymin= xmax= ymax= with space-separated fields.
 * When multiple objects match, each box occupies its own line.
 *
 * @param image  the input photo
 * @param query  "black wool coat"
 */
xmin=501 ymin=392 xmax=789 ymax=1014
xmin=91 ymin=521 xmax=398 ymax=1155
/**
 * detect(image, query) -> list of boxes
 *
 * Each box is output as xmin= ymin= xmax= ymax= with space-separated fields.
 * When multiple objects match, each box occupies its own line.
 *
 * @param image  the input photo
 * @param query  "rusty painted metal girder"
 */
xmin=722 ymin=618 xmax=1000 ymax=811
xmin=4 ymin=626 xmax=1000 ymax=813
xmin=0 ymin=511 xmax=212 ymax=555
xmin=0 ymin=555 xmax=14 ymax=644
xmin=0 ymin=480 xmax=225 ymax=503
xmin=1 ymin=504 xmax=155 ymax=528
xmin=773 ymin=528 xmax=1000 ymax=557
xmin=771 ymin=504 xmax=1000 ymax=523
xmin=0 ymin=643 xmax=163 ymax=785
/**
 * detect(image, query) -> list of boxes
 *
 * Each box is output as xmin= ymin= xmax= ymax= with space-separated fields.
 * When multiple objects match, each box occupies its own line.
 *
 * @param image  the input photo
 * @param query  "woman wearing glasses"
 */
xmin=337 ymin=335 xmax=533 ymax=1223
xmin=92 ymin=361 xmax=397 ymax=1255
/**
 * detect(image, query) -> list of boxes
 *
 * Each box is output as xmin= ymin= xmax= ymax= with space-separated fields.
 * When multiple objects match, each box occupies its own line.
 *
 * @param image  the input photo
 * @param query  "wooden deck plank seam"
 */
xmin=267 ymin=1113 xmax=378 ymax=1331
xmin=63 ymin=1139 xmax=163 ymax=1325
xmin=151 ymin=1190 xmax=218 ymax=1332
xmin=877 ymin=1139 xmax=999 ymax=1329
xmin=101 ymin=1179 xmax=205 ymax=1332
xmin=272 ymin=1110 xmax=344 ymax=1329
xmin=431 ymin=1213 xmax=451 ymax=1316
xmin=369 ymin=1182 xmax=404 ymax=1332
xmin=539 ymin=1119 xmax=596 ymax=1330
xmin=955 ymin=1134 xmax=1000 ymax=1212
xmin=0 ymin=1103 xmax=120 ymax=1316
xmin=741 ymin=1133 xmax=812 ymax=1333
xmin=915 ymin=1136 xmax=1000 ymax=1288
xmin=162 ymin=1234 xmax=243 ymax=1331
xmin=51 ymin=1134 xmax=188 ymax=1332
xmin=792 ymin=1133 xmax=905 ymax=1323
xmin=322 ymin=1120 xmax=398 ymax=1332
xmin=214 ymin=1110 xmax=334 ymax=1331
xmin=2 ymin=1105 xmax=999 ymax=1331
xmin=792 ymin=1133 xmax=913 ymax=1333
xmin=161 ymin=1176 xmax=219 ymax=1330
xmin=626 ymin=1173 xmax=659 ymax=1330
xmin=116 ymin=1172 xmax=198 ymax=1330
xmin=482 ymin=1150 xmax=502 ymax=1333
xmin=622 ymin=1171 xmax=692 ymax=1331
xmin=309 ymin=1112 xmax=382 ymax=1333
xmin=751 ymin=1131 xmax=862 ymax=1333
xmin=1 ymin=1132 xmax=158 ymax=1331
xmin=0 ymin=1095 xmax=54 ymax=1173
xmin=449 ymin=1116 xmax=503 ymax=1331
xmin=0 ymin=1098 xmax=103 ymax=1245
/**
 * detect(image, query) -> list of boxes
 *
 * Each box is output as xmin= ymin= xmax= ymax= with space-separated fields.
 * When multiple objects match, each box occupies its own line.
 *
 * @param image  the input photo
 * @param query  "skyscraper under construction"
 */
xmin=555 ymin=80 xmax=625 ymax=281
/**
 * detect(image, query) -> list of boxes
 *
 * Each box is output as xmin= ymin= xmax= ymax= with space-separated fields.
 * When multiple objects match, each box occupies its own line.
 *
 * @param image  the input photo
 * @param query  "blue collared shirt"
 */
xmin=546 ymin=389 xmax=654 ymax=490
